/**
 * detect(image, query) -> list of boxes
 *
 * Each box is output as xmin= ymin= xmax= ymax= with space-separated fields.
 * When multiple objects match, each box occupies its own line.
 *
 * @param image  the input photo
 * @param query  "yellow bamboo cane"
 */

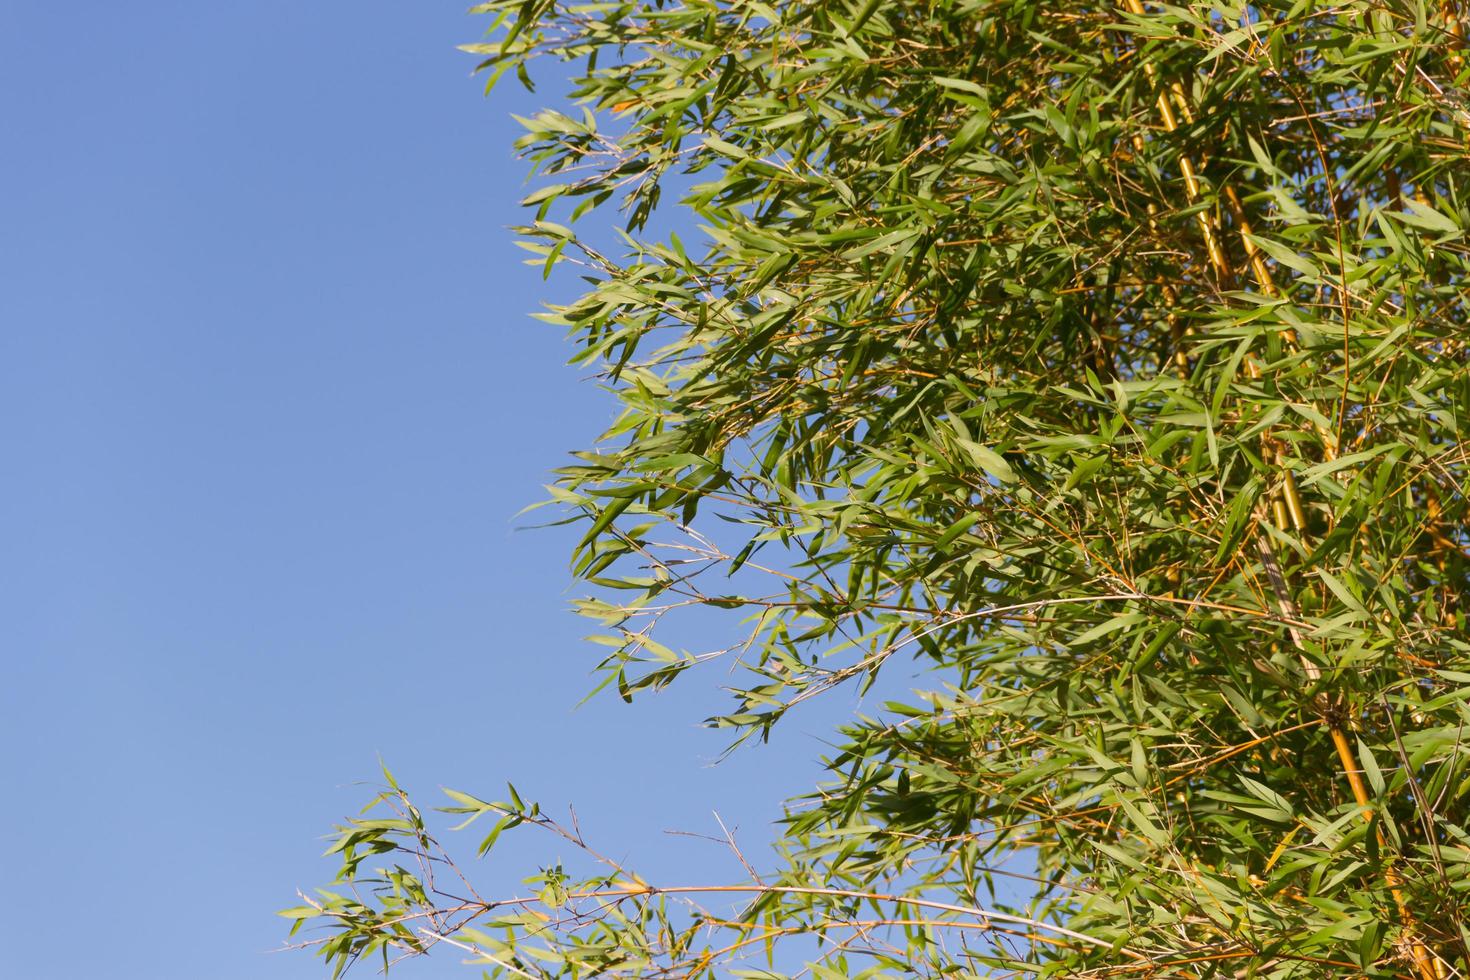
xmin=1119 ymin=2 xmax=1439 ymax=975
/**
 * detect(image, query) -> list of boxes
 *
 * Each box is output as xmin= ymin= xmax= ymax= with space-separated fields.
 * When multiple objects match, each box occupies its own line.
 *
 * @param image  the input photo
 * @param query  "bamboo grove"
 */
xmin=285 ymin=1 xmax=1470 ymax=976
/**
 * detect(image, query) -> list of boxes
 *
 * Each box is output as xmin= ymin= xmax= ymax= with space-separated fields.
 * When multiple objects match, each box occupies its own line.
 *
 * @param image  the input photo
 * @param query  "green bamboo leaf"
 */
xmin=1357 ymin=740 xmax=1386 ymax=798
xmin=954 ymin=438 xmax=1015 ymax=483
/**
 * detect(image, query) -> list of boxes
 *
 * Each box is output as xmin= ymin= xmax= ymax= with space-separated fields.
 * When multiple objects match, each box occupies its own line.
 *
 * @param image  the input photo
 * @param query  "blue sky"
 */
xmin=0 ymin=4 xmax=890 ymax=977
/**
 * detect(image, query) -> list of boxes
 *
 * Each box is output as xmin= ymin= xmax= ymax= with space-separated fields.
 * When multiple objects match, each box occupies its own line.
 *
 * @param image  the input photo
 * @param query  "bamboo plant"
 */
xmin=285 ymin=1 xmax=1470 ymax=975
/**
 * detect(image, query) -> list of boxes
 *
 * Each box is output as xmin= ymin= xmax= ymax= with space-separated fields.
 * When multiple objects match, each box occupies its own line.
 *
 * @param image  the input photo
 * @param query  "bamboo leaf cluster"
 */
xmin=287 ymin=1 xmax=1470 ymax=975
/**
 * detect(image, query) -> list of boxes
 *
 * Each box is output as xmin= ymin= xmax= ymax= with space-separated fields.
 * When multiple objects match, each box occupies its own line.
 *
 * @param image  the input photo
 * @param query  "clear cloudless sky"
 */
xmin=0 ymin=3 xmax=902 ymax=977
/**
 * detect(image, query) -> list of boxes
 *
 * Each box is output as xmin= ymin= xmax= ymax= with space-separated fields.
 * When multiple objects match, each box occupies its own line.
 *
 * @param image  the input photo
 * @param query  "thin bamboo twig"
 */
xmin=585 ymin=883 xmax=1146 ymax=959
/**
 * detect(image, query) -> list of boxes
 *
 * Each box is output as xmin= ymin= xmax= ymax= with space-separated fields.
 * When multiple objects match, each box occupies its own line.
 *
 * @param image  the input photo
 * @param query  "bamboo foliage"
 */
xmin=286 ymin=1 xmax=1470 ymax=976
